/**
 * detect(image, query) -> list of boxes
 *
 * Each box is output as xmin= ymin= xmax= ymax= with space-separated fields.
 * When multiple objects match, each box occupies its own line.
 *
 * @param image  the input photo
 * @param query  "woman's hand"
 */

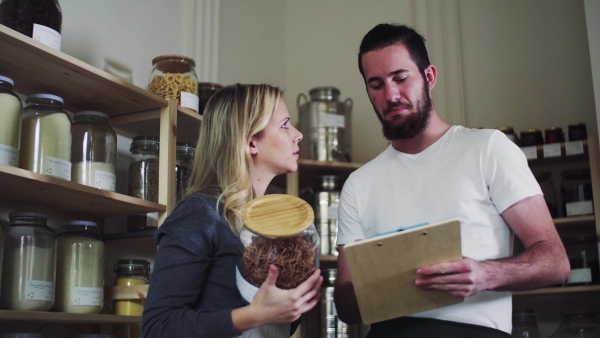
xmin=251 ymin=265 xmax=323 ymax=325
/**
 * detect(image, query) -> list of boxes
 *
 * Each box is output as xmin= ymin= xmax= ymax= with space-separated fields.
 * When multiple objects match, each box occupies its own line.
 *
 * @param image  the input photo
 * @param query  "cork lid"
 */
xmin=241 ymin=194 xmax=314 ymax=237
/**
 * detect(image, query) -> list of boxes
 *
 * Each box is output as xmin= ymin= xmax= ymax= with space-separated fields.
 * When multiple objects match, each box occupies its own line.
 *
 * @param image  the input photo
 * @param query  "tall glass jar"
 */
xmin=0 ymin=212 xmax=56 ymax=311
xmin=0 ymin=75 xmax=22 ymax=167
xmin=197 ymin=82 xmax=223 ymax=115
xmin=512 ymin=310 xmax=541 ymax=338
xmin=312 ymin=175 xmax=342 ymax=256
xmin=127 ymin=135 xmax=159 ymax=231
xmin=19 ymin=93 xmax=72 ymax=180
xmin=561 ymin=169 xmax=593 ymax=217
xmin=237 ymin=194 xmax=319 ymax=294
xmin=71 ymin=111 xmax=117 ymax=191
xmin=0 ymin=0 xmax=63 ymax=50
xmin=147 ymin=54 xmax=199 ymax=112
xmin=113 ymin=259 xmax=151 ymax=338
xmin=54 ymin=220 xmax=105 ymax=314
xmin=175 ymin=142 xmax=194 ymax=203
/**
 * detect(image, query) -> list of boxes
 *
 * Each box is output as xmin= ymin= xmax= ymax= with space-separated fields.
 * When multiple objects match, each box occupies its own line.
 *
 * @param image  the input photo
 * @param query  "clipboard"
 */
xmin=343 ymin=218 xmax=464 ymax=324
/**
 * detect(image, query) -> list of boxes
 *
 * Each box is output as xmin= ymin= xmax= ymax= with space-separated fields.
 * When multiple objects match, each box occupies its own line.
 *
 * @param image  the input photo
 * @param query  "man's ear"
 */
xmin=249 ymin=138 xmax=259 ymax=155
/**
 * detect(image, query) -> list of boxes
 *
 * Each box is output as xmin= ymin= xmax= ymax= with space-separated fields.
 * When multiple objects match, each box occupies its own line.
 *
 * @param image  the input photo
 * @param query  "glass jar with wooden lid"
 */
xmin=237 ymin=194 xmax=320 ymax=296
xmin=148 ymin=54 xmax=199 ymax=112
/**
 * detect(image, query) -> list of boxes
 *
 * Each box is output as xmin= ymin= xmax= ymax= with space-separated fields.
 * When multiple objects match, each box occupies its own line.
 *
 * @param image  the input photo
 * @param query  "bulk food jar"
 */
xmin=71 ymin=111 xmax=117 ymax=191
xmin=54 ymin=220 xmax=105 ymax=314
xmin=113 ymin=259 xmax=151 ymax=338
xmin=0 ymin=75 xmax=22 ymax=167
xmin=19 ymin=93 xmax=71 ymax=180
xmin=0 ymin=212 xmax=56 ymax=311
xmin=175 ymin=142 xmax=194 ymax=203
xmin=148 ymin=54 xmax=199 ymax=112
xmin=127 ymin=136 xmax=159 ymax=231
xmin=0 ymin=0 xmax=62 ymax=50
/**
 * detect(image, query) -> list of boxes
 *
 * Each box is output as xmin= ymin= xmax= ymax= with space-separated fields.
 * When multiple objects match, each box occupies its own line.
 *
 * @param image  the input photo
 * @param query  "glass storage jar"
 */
xmin=312 ymin=175 xmax=342 ymax=256
xmin=127 ymin=135 xmax=159 ymax=231
xmin=519 ymin=128 xmax=544 ymax=147
xmin=0 ymin=0 xmax=62 ymax=50
xmin=511 ymin=310 xmax=541 ymax=338
xmin=147 ymin=54 xmax=199 ymax=112
xmin=54 ymin=220 xmax=104 ymax=314
xmin=0 ymin=212 xmax=56 ymax=311
xmin=533 ymin=171 xmax=558 ymax=218
xmin=113 ymin=259 xmax=151 ymax=338
xmin=568 ymin=122 xmax=587 ymax=142
xmin=197 ymin=82 xmax=224 ymax=115
xmin=19 ymin=93 xmax=71 ymax=180
xmin=561 ymin=169 xmax=593 ymax=217
xmin=175 ymin=142 xmax=194 ymax=203
xmin=0 ymin=75 xmax=22 ymax=167
xmin=545 ymin=126 xmax=564 ymax=144
xmin=71 ymin=111 xmax=117 ymax=191
xmin=237 ymin=194 xmax=319 ymax=295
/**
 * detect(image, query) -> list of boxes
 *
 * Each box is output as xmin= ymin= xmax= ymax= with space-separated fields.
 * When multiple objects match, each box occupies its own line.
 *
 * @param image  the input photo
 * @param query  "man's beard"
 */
xmin=375 ymin=80 xmax=433 ymax=141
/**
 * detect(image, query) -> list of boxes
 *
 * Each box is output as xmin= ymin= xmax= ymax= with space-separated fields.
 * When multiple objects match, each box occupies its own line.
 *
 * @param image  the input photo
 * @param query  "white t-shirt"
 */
xmin=337 ymin=125 xmax=542 ymax=333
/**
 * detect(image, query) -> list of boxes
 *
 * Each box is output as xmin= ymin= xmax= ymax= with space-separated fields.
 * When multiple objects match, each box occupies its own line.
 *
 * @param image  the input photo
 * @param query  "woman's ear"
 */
xmin=249 ymin=138 xmax=259 ymax=155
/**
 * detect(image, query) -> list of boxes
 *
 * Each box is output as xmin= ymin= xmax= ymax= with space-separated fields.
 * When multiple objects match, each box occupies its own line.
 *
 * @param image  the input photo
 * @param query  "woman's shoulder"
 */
xmin=156 ymin=192 xmax=224 ymax=238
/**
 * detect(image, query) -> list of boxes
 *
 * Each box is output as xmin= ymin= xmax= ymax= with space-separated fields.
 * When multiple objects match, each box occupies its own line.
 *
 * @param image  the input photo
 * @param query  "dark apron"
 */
xmin=367 ymin=317 xmax=511 ymax=338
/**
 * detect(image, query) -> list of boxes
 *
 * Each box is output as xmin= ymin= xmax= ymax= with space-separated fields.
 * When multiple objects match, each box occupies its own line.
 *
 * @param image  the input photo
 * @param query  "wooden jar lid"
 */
xmin=241 ymin=194 xmax=314 ymax=237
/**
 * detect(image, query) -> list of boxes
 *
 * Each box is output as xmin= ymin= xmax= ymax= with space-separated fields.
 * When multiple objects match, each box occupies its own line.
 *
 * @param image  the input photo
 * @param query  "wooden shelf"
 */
xmin=0 ymin=310 xmax=140 ymax=324
xmin=554 ymin=215 xmax=595 ymax=226
xmin=514 ymin=284 xmax=600 ymax=297
xmin=0 ymin=164 xmax=165 ymax=217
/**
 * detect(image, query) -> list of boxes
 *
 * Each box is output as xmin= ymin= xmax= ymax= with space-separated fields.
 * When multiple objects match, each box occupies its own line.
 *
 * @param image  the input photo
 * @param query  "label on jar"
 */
xmin=542 ymin=143 xmax=561 ymax=158
xmin=72 ymin=287 xmax=103 ymax=306
xmin=0 ymin=144 xmax=18 ymax=166
xmin=565 ymin=141 xmax=585 ymax=156
xmin=520 ymin=146 xmax=538 ymax=160
xmin=180 ymin=91 xmax=199 ymax=111
xmin=319 ymin=112 xmax=345 ymax=128
xmin=45 ymin=156 xmax=72 ymax=180
xmin=566 ymin=201 xmax=594 ymax=216
xmin=566 ymin=268 xmax=592 ymax=285
xmin=32 ymin=24 xmax=62 ymax=51
xmin=95 ymin=170 xmax=116 ymax=191
xmin=26 ymin=280 xmax=55 ymax=301
xmin=147 ymin=212 xmax=159 ymax=228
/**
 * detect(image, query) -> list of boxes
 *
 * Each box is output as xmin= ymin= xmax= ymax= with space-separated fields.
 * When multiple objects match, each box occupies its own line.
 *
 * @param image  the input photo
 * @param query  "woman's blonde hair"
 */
xmin=183 ymin=83 xmax=283 ymax=234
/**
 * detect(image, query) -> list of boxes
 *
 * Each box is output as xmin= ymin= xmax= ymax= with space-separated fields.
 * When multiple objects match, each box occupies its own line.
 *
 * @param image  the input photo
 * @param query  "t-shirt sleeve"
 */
xmin=336 ymin=175 xmax=366 ymax=246
xmin=485 ymin=131 xmax=542 ymax=213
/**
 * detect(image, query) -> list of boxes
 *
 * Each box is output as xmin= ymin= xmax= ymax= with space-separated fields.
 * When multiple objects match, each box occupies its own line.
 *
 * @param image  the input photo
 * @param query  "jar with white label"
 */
xmin=54 ymin=220 xmax=105 ymax=314
xmin=0 ymin=75 xmax=22 ymax=167
xmin=0 ymin=212 xmax=56 ymax=311
xmin=561 ymin=169 xmax=593 ymax=217
xmin=0 ymin=0 xmax=63 ymax=50
xmin=147 ymin=54 xmax=199 ymax=112
xmin=71 ymin=111 xmax=117 ymax=191
xmin=19 ymin=94 xmax=72 ymax=180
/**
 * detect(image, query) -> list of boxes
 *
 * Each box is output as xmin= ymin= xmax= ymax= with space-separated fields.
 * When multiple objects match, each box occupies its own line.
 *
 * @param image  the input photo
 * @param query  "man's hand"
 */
xmin=415 ymin=257 xmax=489 ymax=297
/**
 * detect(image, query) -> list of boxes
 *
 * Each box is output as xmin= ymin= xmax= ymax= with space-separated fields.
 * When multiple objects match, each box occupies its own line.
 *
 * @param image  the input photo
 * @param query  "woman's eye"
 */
xmin=282 ymin=120 xmax=289 ymax=129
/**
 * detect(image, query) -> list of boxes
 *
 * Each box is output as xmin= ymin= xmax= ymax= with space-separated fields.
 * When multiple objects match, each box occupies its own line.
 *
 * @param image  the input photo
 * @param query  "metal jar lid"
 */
xmin=309 ymin=86 xmax=340 ymax=101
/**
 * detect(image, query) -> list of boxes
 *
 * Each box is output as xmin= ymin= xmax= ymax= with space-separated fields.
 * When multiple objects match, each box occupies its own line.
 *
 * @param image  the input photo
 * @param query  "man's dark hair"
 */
xmin=358 ymin=23 xmax=430 ymax=79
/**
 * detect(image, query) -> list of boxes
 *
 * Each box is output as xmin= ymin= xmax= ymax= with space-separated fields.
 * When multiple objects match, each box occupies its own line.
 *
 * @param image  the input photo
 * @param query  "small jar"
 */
xmin=519 ymin=129 xmax=544 ymax=147
xmin=0 ymin=75 xmax=22 ymax=167
xmin=497 ymin=126 xmax=517 ymax=144
xmin=197 ymin=82 xmax=224 ymax=115
xmin=0 ymin=212 xmax=56 ymax=311
xmin=533 ymin=171 xmax=558 ymax=218
xmin=54 ymin=220 xmax=105 ymax=314
xmin=71 ymin=111 xmax=117 ymax=191
xmin=568 ymin=122 xmax=588 ymax=142
xmin=561 ymin=169 xmax=593 ymax=217
xmin=545 ymin=126 xmax=564 ymax=144
xmin=0 ymin=0 xmax=63 ymax=50
xmin=147 ymin=54 xmax=199 ymax=112
xmin=238 ymin=194 xmax=319 ymax=294
xmin=127 ymin=136 xmax=159 ymax=231
xmin=19 ymin=94 xmax=72 ymax=180
xmin=113 ymin=259 xmax=150 ymax=338
xmin=511 ymin=310 xmax=541 ymax=338
xmin=175 ymin=142 xmax=195 ymax=203
xmin=312 ymin=175 xmax=342 ymax=257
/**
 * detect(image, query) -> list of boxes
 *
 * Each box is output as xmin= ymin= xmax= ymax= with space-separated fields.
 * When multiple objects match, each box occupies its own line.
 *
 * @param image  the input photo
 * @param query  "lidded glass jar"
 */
xmin=561 ymin=169 xmax=593 ymax=217
xmin=147 ymin=54 xmax=199 ymax=112
xmin=0 ymin=0 xmax=62 ymax=50
xmin=19 ymin=93 xmax=71 ymax=180
xmin=71 ymin=111 xmax=117 ymax=191
xmin=511 ymin=310 xmax=541 ymax=338
xmin=0 ymin=212 xmax=56 ymax=311
xmin=54 ymin=220 xmax=105 ymax=314
xmin=175 ymin=142 xmax=195 ymax=203
xmin=0 ymin=75 xmax=22 ymax=167
xmin=312 ymin=175 xmax=342 ymax=257
xmin=197 ymin=82 xmax=224 ymax=115
xmin=545 ymin=126 xmax=564 ymax=144
xmin=520 ymin=128 xmax=544 ymax=147
xmin=127 ymin=136 xmax=159 ymax=231
xmin=533 ymin=171 xmax=558 ymax=218
xmin=568 ymin=122 xmax=588 ymax=142
xmin=237 ymin=194 xmax=319 ymax=297
xmin=113 ymin=259 xmax=151 ymax=338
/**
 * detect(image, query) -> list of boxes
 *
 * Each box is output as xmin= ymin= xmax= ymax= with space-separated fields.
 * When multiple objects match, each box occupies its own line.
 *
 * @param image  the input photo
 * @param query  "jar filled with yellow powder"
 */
xmin=0 ymin=75 xmax=22 ymax=167
xmin=113 ymin=259 xmax=151 ymax=338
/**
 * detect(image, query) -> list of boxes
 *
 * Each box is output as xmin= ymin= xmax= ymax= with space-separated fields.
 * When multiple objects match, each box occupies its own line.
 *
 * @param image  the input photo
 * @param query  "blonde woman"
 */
xmin=143 ymin=84 xmax=323 ymax=337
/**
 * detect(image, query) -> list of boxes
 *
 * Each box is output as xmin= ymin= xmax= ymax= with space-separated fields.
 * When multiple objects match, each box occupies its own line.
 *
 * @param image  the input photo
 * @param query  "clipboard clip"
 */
xmin=370 ymin=222 xmax=429 ymax=239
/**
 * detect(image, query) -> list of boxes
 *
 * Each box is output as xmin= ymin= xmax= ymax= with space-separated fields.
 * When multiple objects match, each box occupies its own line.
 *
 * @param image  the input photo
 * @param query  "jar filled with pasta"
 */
xmin=147 ymin=54 xmax=199 ymax=112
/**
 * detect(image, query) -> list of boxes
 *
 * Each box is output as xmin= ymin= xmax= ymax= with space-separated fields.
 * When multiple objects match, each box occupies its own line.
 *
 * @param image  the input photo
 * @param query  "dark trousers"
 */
xmin=367 ymin=317 xmax=511 ymax=338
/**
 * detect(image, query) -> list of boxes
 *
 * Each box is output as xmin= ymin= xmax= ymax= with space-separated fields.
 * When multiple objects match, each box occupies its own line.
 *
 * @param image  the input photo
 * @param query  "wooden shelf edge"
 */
xmin=298 ymin=159 xmax=363 ymax=170
xmin=513 ymin=284 xmax=600 ymax=297
xmin=553 ymin=215 xmax=596 ymax=226
xmin=0 ymin=309 xmax=141 ymax=324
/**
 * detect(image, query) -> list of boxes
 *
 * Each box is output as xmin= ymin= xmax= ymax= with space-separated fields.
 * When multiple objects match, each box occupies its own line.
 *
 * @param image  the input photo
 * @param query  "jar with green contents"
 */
xmin=113 ymin=259 xmax=151 ymax=338
xmin=19 ymin=93 xmax=72 ymax=180
xmin=0 ymin=75 xmax=22 ymax=167
xmin=71 ymin=111 xmax=117 ymax=191
xmin=0 ymin=212 xmax=56 ymax=311
xmin=127 ymin=136 xmax=159 ymax=231
xmin=54 ymin=220 xmax=105 ymax=314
